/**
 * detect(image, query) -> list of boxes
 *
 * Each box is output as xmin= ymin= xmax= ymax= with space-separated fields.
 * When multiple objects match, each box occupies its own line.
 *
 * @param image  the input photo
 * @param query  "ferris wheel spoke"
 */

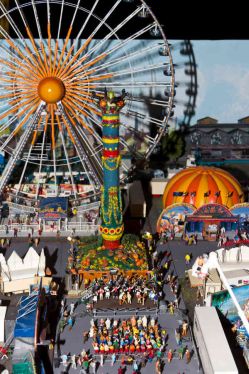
xmin=76 ymin=62 xmax=166 ymax=83
xmin=85 ymin=4 xmax=143 ymax=59
xmin=87 ymin=82 xmax=170 ymax=88
xmin=57 ymin=0 xmax=123 ymax=78
xmin=58 ymin=101 xmax=102 ymax=189
xmin=74 ymin=122 xmax=102 ymax=169
xmin=54 ymin=0 xmax=82 ymax=76
xmin=0 ymin=1 xmax=24 ymax=40
xmin=0 ymin=27 xmax=39 ymax=76
xmin=75 ymin=0 xmax=101 ymax=41
xmin=15 ymin=116 xmax=43 ymax=196
xmin=0 ymin=95 xmax=37 ymax=123
xmin=55 ymin=0 xmax=101 ymax=78
xmin=71 ymin=22 xmax=156 ymax=79
xmin=35 ymin=116 xmax=48 ymax=198
xmin=0 ymin=101 xmax=45 ymax=194
xmin=30 ymin=0 xmax=42 ymax=40
xmin=56 ymin=114 xmax=77 ymax=198
xmin=0 ymin=44 xmax=37 ymax=80
xmin=79 ymin=42 xmax=160 ymax=77
xmin=120 ymin=122 xmax=155 ymax=144
xmin=0 ymin=1 xmax=47 ymax=78
xmin=0 ymin=116 xmax=19 ymax=137
xmin=64 ymin=94 xmax=100 ymax=118
xmin=130 ymin=96 xmax=170 ymax=108
xmin=124 ymin=110 xmax=166 ymax=128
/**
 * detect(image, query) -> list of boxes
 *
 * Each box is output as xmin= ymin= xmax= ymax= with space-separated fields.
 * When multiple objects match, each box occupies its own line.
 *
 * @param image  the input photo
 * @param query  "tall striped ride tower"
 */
xmin=97 ymin=90 xmax=126 ymax=250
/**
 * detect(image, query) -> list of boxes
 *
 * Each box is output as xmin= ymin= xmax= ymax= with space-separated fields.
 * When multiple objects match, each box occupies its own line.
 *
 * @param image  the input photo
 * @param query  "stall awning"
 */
xmin=38 ymin=197 xmax=68 ymax=220
xmin=14 ymin=295 xmax=38 ymax=339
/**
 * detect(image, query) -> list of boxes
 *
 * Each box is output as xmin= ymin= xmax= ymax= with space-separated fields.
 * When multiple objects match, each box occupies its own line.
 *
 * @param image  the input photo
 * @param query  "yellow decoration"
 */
xmin=38 ymin=76 xmax=65 ymax=103
xmin=101 ymin=231 xmax=123 ymax=241
xmin=101 ymin=186 xmax=123 ymax=225
xmin=102 ymin=155 xmax=121 ymax=171
xmin=103 ymin=137 xmax=118 ymax=144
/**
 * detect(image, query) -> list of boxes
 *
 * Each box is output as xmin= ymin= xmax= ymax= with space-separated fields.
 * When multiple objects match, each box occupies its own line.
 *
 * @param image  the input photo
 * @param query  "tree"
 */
xmin=161 ymin=129 xmax=186 ymax=166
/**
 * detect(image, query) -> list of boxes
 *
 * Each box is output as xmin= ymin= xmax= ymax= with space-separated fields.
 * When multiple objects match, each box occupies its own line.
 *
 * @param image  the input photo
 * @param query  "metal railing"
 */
xmin=0 ymin=222 xmax=99 ymax=234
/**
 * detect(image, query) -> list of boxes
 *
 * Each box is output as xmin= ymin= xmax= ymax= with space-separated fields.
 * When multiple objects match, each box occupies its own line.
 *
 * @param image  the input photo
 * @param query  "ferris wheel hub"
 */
xmin=38 ymin=77 xmax=65 ymax=104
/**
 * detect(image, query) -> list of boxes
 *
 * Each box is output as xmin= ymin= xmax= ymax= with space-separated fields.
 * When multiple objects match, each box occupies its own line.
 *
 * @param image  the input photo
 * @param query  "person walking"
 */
xmin=182 ymin=320 xmax=188 ymax=336
xmin=59 ymin=319 xmax=66 ymax=333
xmin=111 ymin=352 xmax=116 ymax=366
xmin=70 ymin=302 xmax=75 ymax=315
xmin=90 ymin=359 xmax=97 ymax=374
xmin=61 ymin=354 xmax=68 ymax=367
xmin=169 ymin=302 xmax=175 ymax=315
xmin=83 ymin=331 xmax=89 ymax=343
xmin=167 ymin=349 xmax=173 ymax=363
xmin=185 ymin=253 xmax=191 ymax=265
xmin=100 ymin=353 xmax=104 ymax=367
xmin=81 ymin=359 xmax=89 ymax=374
xmin=174 ymin=296 xmax=179 ymax=309
xmin=185 ymin=348 xmax=191 ymax=364
xmin=118 ymin=366 xmax=125 ymax=374
xmin=155 ymin=359 xmax=162 ymax=374
xmin=71 ymin=354 xmax=77 ymax=369
xmin=178 ymin=346 xmax=185 ymax=360
xmin=133 ymin=360 xmax=138 ymax=373
xmin=68 ymin=316 xmax=74 ymax=331
xmin=175 ymin=328 xmax=182 ymax=345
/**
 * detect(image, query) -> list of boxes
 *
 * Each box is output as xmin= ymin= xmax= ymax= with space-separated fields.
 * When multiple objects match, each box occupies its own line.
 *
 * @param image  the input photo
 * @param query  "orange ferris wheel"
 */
xmin=0 ymin=0 xmax=174 ymax=206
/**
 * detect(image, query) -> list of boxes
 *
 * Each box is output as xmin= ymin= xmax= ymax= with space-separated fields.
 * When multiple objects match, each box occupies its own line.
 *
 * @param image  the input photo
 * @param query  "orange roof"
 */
xmin=162 ymin=166 xmax=244 ymax=209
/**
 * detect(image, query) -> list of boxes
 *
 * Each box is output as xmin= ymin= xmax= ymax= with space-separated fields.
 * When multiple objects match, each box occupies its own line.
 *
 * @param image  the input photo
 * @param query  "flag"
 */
xmin=204 ymin=190 xmax=211 ymax=197
xmin=173 ymin=191 xmax=183 ymax=196
xmin=215 ymin=191 xmax=220 ymax=197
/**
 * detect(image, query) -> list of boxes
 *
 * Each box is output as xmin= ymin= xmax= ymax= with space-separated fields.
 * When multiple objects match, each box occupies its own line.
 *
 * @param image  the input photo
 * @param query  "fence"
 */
xmin=0 ymin=222 xmax=99 ymax=236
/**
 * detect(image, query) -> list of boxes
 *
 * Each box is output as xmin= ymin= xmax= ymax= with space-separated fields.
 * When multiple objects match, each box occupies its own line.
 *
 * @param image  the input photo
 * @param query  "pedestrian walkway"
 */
xmin=53 ymin=241 xmax=201 ymax=374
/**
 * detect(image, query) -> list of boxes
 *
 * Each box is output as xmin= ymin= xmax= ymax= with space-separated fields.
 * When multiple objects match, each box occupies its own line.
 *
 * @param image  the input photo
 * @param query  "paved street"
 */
xmin=53 ymin=240 xmax=201 ymax=374
xmin=1 ymin=228 xmax=214 ymax=373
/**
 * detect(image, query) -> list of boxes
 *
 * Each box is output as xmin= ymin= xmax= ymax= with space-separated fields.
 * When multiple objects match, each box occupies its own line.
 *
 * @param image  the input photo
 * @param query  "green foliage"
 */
xmin=161 ymin=130 xmax=186 ymax=163
xmin=78 ymin=235 xmax=102 ymax=254
xmin=121 ymin=233 xmax=139 ymax=247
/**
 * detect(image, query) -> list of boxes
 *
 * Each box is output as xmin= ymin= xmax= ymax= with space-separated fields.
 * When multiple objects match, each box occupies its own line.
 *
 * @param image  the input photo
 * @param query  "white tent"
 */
xmin=0 ymin=306 xmax=7 ymax=343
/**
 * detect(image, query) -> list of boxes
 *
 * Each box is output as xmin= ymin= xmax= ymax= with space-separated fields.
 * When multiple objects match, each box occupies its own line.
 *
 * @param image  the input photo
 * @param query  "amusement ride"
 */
xmin=0 ymin=0 xmax=175 ymax=214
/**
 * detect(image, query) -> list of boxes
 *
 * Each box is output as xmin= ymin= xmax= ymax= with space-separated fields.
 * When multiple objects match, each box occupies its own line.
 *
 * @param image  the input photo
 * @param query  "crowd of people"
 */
xmin=56 ymin=232 xmax=195 ymax=373
xmin=90 ymin=316 xmax=166 ymax=356
xmin=90 ymin=273 xmax=163 ymax=306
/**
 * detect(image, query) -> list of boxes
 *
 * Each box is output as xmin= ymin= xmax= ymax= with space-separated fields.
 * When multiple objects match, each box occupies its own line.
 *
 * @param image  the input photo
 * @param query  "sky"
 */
xmin=171 ymin=40 xmax=249 ymax=126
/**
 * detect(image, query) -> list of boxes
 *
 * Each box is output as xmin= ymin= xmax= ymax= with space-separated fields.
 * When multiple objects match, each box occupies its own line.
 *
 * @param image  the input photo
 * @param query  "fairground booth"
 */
xmin=38 ymin=197 xmax=68 ymax=232
xmin=157 ymin=166 xmax=246 ymax=240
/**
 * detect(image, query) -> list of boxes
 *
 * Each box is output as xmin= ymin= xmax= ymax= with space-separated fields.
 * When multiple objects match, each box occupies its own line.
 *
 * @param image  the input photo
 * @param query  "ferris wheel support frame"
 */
xmin=57 ymin=101 xmax=102 ymax=191
xmin=0 ymin=101 xmax=46 ymax=195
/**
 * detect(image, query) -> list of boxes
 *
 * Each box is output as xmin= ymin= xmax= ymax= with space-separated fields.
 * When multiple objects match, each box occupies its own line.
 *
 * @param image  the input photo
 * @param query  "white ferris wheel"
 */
xmin=0 ymin=0 xmax=175 ymax=209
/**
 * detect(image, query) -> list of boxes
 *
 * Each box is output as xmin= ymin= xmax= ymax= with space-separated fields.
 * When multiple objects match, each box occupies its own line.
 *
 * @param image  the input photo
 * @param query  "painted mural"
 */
xmin=157 ymin=203 xmax=195 ymax=236
xmin=211 ymin=284 xmax=249 ymax=339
